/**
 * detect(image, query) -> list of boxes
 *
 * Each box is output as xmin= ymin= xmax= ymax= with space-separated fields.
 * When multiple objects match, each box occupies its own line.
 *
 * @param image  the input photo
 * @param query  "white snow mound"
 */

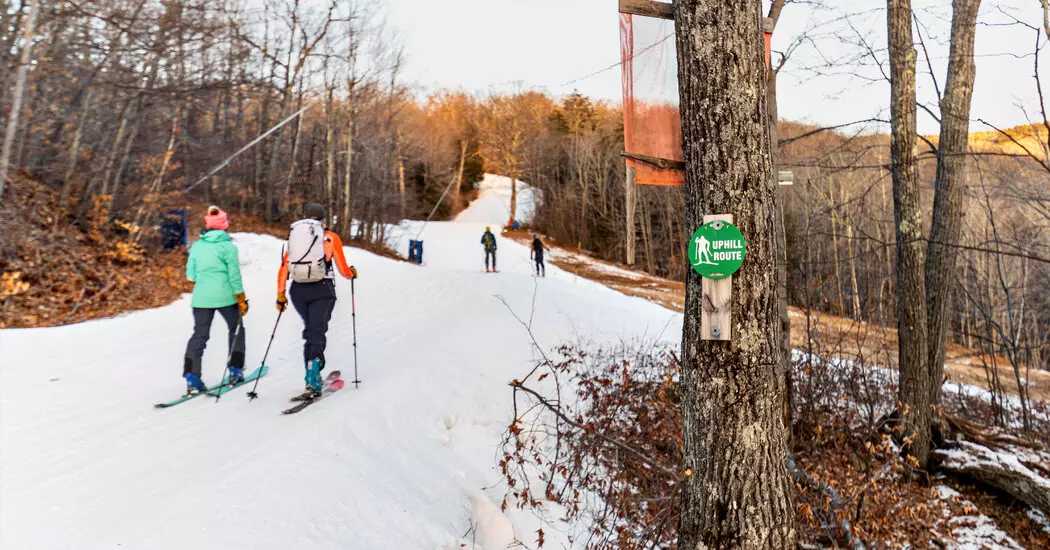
xmin=454 ymin=173 xmax=535 ymax=225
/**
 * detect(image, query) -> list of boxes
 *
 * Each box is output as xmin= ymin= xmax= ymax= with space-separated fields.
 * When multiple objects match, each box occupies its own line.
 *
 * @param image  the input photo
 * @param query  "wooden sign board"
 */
xmin=701 ymin=214 xmax=733 ymax=341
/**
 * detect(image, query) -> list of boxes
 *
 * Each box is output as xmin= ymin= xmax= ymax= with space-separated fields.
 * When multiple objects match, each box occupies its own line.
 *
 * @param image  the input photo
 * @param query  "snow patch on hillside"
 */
xmin=454 ymin=174 xmax=536 ymax=225
xmin=935 ymin=484 xmax=1025 ymax=550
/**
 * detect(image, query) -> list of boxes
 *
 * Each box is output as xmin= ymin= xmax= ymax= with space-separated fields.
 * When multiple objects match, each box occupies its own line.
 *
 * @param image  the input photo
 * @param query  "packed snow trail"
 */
xmin=0 ymin=175 xmax=681 ymax=549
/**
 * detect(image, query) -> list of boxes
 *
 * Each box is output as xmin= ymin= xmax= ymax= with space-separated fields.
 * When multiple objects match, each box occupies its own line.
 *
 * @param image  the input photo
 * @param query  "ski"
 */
xmin=153 ymin=366 xmax=270 ymax=408
xmin=154 ymin=376 xmax=230 ymax=409
xmin=282 ymin=379 xmax=345 ymax=415
xmin=289 ymin=370 xmax=341 ymax=402
xmin=206 ymin=366 xmax=270 ymax=398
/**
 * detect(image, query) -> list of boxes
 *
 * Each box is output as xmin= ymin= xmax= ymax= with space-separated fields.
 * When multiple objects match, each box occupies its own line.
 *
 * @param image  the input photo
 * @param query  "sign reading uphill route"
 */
xmin=688 ymin=220 xmax=746 ymax=280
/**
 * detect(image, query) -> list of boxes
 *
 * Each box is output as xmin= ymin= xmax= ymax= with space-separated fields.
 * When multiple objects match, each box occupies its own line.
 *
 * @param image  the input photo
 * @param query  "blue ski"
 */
xmin=153 ymin=366 xmax=267 ymax=408
xmin=208 ymin=366 xmax=270 ymax=397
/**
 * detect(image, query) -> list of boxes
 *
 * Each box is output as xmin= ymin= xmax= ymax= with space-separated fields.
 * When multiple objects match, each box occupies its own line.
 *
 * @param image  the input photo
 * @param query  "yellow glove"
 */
xmin=235 ymin=293 xmax=249 ymax=316
xmin=276 ymin=290 xmax=288 ymax=312
xmin=349 ymin=266 xmax=359 ymax=279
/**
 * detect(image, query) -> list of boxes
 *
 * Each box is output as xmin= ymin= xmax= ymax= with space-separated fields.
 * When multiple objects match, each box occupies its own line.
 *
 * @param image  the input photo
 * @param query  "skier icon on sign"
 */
xmin=693 ymin=235 xmax=716 ymax=266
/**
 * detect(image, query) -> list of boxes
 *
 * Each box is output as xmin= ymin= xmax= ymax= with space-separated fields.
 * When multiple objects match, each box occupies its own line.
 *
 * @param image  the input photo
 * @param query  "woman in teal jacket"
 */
xmin=183 ymin=206 xmax=249 ymax=394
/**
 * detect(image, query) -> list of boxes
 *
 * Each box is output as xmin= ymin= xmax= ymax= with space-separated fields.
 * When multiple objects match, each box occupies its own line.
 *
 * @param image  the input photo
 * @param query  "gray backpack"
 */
xmin=287 ymin=219 xmax=326 ymax=283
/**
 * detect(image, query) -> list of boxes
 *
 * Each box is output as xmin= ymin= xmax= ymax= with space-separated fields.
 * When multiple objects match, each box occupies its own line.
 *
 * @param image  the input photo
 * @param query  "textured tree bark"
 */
xmin=765 ymin=0 xmax=792 ymax=445
xmin=675 ymin=1 xmax=796 ymax=547
xmin=888 ymin=0 xmax=932 ymax=468
xmin=0 ymin=0 xmax=37 ymax=204
xmin=926 ymin=0 xmax=981 ymax=408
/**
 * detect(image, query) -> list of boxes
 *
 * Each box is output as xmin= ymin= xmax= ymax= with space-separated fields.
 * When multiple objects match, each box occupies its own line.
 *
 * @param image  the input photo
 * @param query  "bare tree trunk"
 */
xmin=926 ymin=0 xmax=981 ymax=408
xmin=453 ymin=139 xmax=467 ymax=212
xmin=108 ymin=110 xmax=144 ymax=211
xmin=831 ymin=183 xmax=846 ymax=315
xmin=0 ymin=0 xmax=38 ymax=204
xmin=281 ymin=85 xmax=306 ymax=217
xmin=640 ymin=190 xmax=655 ymax=273
xmin=625 ymin=162 xmax=638 ymax=265
xmin=888 ymin=0 xmax=932 ymax=469
xmin=508 ymin=176 xmax=518 ymax=227
xmin=133 ymin=111 xmax=179 ymax=241
xmin=395 ymin=132 xmax=406 ymax=220
xmin=847 ymin=219 xmax=862 ymax=317
xmin=675 ymin=0 xmax=795 ymax=547
xmin=58 ymin=88 xmax=94 ymax=219
xmin=83 ymin=98 xmax=131 ymax=213
xmin=325 ymin=85 xmax=336 ymax=226
xmin=342 ymin=102 xmax=354 ymax=236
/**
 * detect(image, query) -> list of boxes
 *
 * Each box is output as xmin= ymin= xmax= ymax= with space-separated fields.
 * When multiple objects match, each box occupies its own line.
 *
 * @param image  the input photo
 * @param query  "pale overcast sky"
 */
xmin=383 ymin=0 xmax=1046 ymax=135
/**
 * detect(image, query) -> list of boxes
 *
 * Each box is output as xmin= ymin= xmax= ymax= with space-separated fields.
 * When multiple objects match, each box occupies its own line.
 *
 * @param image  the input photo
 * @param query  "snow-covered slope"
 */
xmin=0 ymin=175 xmax=680 ymax=549
xmin=453 ymin=173 xmax=535 ymax=225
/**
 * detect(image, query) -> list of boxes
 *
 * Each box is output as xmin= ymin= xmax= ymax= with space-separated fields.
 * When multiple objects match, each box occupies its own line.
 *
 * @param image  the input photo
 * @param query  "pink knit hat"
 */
xmin=204 ymin=206 xmax=229 ymax=231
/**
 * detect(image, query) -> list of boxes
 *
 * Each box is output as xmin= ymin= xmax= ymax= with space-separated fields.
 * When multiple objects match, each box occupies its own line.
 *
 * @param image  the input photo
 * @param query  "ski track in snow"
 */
xmin=0 ymin=175 xmax=680 ymax=549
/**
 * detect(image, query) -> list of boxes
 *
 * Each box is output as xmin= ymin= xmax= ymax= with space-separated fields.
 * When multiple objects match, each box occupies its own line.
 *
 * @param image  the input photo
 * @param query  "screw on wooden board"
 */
xmin=711 ymin=325 xmax=721 ymax=338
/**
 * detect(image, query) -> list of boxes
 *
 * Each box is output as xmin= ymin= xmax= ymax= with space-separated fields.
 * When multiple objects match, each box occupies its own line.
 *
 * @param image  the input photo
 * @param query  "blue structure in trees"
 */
xmin=408 ymin=240 xmax=424 ymax=264
xmin=160 ymin=209 xmax=188 ymax=250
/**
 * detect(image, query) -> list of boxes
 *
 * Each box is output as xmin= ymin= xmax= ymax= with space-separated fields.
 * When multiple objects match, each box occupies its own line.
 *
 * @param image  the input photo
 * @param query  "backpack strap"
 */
xmin=290 ymin=222 xmax=321 ymax=265
xmin=291 ymin=234 xmax=319 ymax=265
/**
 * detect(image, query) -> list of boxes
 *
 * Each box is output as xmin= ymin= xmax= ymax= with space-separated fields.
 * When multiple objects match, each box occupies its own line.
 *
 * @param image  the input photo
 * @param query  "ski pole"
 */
xmin=247 ymin=310 xmax=283 ymax=401
xmin=351 ymin=278 xmax=361 ymax=389
xmin=215 ymin=315 xmax=244 ymax=403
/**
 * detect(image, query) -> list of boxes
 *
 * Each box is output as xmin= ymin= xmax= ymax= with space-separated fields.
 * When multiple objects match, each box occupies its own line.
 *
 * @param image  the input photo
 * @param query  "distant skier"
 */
xmin=276 ymin=203 xmax=358 ymax=399
xmin=183 ymin=206 xmax=248 ymax=395
xmin=481 ymin=226 xmax=498 ymax=272
xmin=531 ymin=234 xmax=546 ymax=277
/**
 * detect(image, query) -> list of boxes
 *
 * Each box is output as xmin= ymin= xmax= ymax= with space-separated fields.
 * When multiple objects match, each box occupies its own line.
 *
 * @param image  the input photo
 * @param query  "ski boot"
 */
xmin=292 ymin=359 xmax=323 ymax=401
xmin=184 ymin=372 xmax=208 ymax=396
xmin=227 ymin=366 xmax=245 ymax=385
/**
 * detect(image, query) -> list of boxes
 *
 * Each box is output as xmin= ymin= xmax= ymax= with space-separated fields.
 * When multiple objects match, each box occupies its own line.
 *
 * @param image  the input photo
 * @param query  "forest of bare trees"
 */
xmin=0 ymin=0 xmax=487 ymax=248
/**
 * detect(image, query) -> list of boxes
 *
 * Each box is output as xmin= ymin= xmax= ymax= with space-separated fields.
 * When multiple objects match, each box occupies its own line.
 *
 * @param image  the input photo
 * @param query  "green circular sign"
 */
xmin=688 ymin=220 xmax=747 ymax=279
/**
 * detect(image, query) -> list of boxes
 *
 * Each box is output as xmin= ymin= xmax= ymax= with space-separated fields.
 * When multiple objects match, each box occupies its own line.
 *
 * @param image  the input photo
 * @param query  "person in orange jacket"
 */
xmin=276 ymin=203 xmax=358 ymax=398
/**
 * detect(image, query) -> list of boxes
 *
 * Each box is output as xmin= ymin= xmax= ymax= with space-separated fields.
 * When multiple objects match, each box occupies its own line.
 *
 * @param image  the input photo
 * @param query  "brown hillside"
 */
xmin=0 ymin=171 xmax=193 ymax=328
xmin=0 ymin=172 xmax=396 ymax=329
xmin=508 ymin=231 xmax=1050 ymax=402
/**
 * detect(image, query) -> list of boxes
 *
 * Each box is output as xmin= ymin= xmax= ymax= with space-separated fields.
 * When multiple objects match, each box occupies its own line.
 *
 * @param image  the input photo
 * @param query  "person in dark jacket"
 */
xmin=183 ymin=206 xmax=248 ymax=394
xmin=481 ymin=226 xmax=498 ymax=272
xmin=531 ymin=234 xmax=546 ymax=277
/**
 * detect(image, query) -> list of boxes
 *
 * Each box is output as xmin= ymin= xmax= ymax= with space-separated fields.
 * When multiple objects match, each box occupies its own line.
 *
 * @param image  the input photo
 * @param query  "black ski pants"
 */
xmin=485 ymin=248 xmax=497 ymax=271
xmin=534 ymin=255 xmax=545 ymax=276
xmin=289 ymin=279 xmax=337 ymax=371
xmin=184 ymin=305 xmax=245 ymax=376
